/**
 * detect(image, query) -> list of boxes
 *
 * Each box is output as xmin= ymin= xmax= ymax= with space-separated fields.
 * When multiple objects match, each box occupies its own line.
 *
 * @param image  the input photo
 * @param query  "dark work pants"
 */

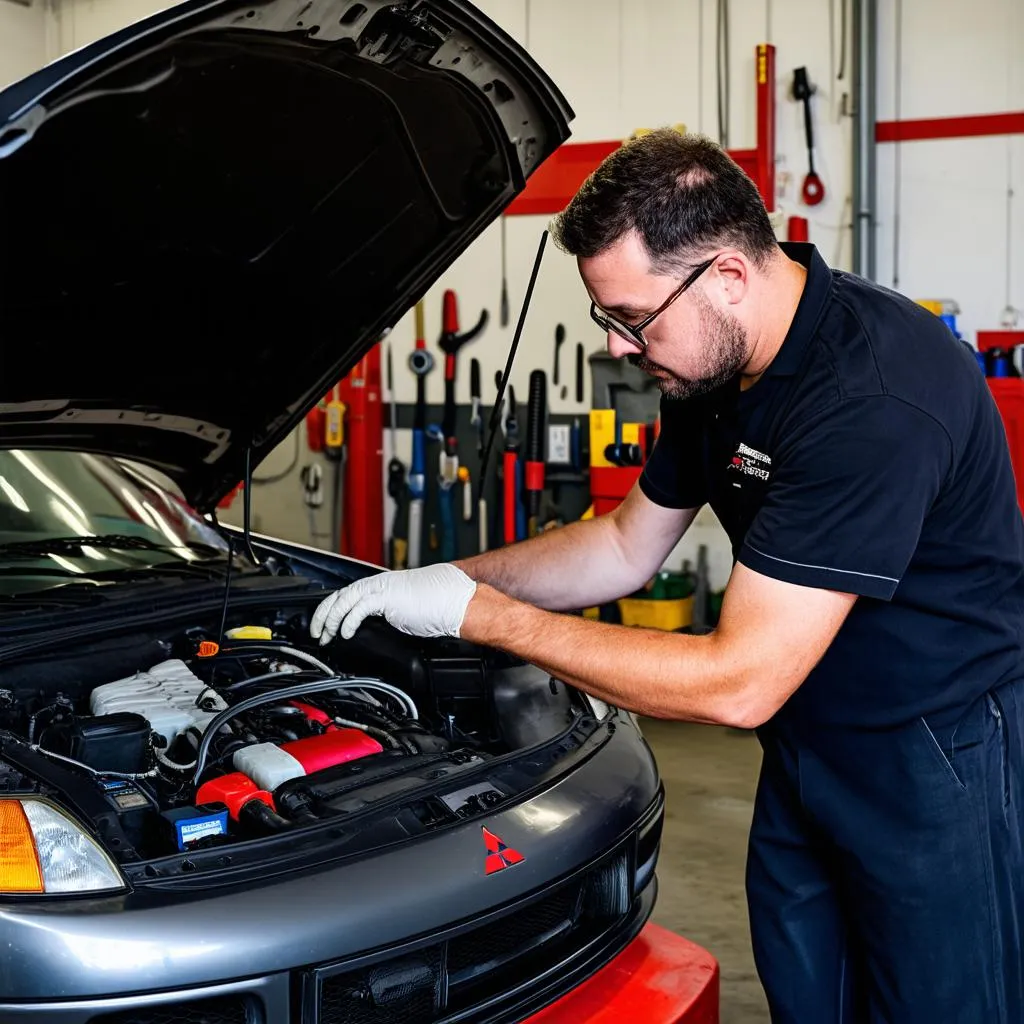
xmin=747 ymin=681 xmax=1024 ymax=1023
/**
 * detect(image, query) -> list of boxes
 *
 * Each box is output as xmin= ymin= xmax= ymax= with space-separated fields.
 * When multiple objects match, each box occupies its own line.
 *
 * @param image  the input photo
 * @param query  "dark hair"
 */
xmin=550 ymin=129 xmax=778 ymax=273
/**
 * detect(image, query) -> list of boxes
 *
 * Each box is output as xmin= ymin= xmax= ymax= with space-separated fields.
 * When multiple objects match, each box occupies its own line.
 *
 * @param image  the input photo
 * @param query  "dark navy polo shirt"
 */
xmin=640 ymin=243 xmax=1024 ymax=729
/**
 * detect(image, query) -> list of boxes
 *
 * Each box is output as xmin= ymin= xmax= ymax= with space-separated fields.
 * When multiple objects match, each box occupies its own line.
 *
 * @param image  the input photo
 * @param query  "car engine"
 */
xmin=0 ymin=604 xmax=580 ymax=862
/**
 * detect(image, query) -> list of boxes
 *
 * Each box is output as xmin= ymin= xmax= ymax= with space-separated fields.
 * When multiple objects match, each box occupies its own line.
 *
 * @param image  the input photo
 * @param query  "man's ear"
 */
xmin=714 ymin=254 xmax=750 ymax=306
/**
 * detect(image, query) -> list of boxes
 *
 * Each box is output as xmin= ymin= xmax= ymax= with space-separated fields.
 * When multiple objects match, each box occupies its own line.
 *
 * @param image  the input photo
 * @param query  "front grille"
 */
xmin=446 ymin=885 xmax=577 ymax=977
xmin=320 ymin=949 xmax=443 ymax=1024
xmin=89 ymin=994 xmax=255 ymax=1024
xmin=316 ymin=850 xmax=633 ymax=1024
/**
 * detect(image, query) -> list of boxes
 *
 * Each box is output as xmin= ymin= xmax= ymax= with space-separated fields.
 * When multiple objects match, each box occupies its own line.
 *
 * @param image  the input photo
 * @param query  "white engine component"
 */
xmin=232 ymin=742 xmax=306 ymax=792
xmin=90 ymin=659 xmax=227 ymax=745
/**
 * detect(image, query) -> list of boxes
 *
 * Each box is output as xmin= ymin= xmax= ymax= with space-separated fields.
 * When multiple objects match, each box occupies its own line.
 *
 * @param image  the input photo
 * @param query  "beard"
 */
xmin=629 ymin=295 xmax=748 ymax=401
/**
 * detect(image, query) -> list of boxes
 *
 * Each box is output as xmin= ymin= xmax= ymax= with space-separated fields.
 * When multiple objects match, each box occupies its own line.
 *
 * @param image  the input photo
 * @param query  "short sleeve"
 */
xmin=738 ymin=397 xmax=952 ymax=600
xmin=639 ymin=395 xmax=710 ymax=510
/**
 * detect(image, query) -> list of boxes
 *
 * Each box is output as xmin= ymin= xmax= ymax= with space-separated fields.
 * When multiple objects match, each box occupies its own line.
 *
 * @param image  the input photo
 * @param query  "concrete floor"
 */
xmin=643 ymin=719 xmax=770 ymax=1024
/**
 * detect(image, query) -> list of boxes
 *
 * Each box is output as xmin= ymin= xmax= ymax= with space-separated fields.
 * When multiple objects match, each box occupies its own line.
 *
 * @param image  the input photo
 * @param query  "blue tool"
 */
xmin=407 ymin=302 xmax=434 ymax=568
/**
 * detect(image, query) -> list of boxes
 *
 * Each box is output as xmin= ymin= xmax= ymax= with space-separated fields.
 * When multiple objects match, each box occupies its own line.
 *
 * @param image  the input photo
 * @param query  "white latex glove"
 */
xmin=310 ymin=564 xmax=478 ymax=644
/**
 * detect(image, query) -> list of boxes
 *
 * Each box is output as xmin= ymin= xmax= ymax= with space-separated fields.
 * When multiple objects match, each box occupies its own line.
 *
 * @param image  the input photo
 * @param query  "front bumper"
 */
xmin=523 ymin=923 xmax=720 ymax=1024
xmin=0 ymin=717 xmax=664 ymax=1021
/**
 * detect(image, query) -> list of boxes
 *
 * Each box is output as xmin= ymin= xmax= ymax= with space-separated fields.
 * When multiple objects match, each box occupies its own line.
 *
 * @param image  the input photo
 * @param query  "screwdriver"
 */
xmin=385 ymin=344 xmax=408 ymax=569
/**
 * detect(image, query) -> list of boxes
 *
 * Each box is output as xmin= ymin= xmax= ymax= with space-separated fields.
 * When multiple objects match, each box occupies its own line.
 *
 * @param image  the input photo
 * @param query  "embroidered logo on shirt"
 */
xmin=728 ymin=442 xmax=772 ymax=483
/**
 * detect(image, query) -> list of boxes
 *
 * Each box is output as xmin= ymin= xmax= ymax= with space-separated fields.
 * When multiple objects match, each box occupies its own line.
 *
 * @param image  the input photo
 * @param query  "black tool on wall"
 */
xmin=553 ymin=323 xmax=566 ymax=386
xmin=437 ymin=291 xmax=487 ymax=561
xmin=499 ymin=216 xmax=510 ymax=328
xmin=525 ymin=369 xmax=548 ymax=538
xmin=793 ymin=66 xmax=825 ymax=206
xmin=385 ymin=345 xmax=408 ymax=568
xmin=575 ymin=343 xmax=585 ymax=403
xmin=470 ymin=357 xmax=483 ymax=458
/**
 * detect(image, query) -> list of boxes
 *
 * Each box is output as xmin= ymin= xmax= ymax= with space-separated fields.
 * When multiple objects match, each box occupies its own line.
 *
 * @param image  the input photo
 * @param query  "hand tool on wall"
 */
xmin=793 ymin=67 xmax=825 ymax=206
xmin=458 ymin=466 xmax=472 ymax=522
xmin=427 ymin=423 xmax=455 ymax=561
xmin=407 ymin=301 xmax=434 ymax=568
xmin=437 ymin=289 xmax=488 ymax=561
xmin=300 ymin=463 xmax=328 ymax=545
xmin=525 ymin=369 xmax=547 ymax=538
xmin=499 ymin=216 xmax=510 ymax=328
xmin=478 ymin=231 xmax=550 ymax=548
xmin=385 ymin=345 xmax=408 ymax=569
xmin=502 ymin=385 xmax=521 ymax=545
xmin=470 ymin=358 xmax=484 ymax=458
xmin=324 ymin=392 xmax=347 ymax=552
xmin=553 ymin=324 xmax=566 ymax=387
xmin=575 ymin=343 xmax=585 ymax=403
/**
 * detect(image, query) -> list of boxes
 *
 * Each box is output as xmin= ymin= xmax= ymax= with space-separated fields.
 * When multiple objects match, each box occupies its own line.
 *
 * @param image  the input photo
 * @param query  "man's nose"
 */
xmin=606 ymin=330 xmax=637 ymax=360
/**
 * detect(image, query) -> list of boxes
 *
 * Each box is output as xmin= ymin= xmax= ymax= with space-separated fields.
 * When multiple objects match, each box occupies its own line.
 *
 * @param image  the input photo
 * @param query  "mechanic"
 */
xmin=311 ymin=129 xmax=1024 ymax=1022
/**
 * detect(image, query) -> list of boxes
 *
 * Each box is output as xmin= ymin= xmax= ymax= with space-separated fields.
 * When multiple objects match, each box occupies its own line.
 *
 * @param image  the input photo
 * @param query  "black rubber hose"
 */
xmin=239 ymin=798 xmax=294 ymax=832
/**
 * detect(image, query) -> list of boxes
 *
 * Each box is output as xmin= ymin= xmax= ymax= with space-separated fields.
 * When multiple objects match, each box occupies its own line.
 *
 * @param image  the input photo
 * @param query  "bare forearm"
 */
xmin=455 ymin=488 xmax=696 ymax=611
xmin=462 ymin=583 xmax=750 ymax=725
xmin=455 ymin=515 xmax=642 ymax=611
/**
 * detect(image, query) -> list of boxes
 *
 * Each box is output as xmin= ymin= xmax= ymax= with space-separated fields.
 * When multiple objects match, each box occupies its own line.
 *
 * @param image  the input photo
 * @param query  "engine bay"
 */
xmin=0 ymin=601 xmax=585 ymax=864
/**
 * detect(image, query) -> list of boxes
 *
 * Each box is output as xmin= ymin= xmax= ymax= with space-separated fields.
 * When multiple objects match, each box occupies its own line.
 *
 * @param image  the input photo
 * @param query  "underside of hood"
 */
xmin=0 ymin=0 xmax=572 ymax=511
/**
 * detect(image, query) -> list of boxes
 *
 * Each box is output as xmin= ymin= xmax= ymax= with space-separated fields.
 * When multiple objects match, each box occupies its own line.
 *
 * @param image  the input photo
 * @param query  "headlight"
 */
xmin=0 ymin=799 xmax=125 ymax=895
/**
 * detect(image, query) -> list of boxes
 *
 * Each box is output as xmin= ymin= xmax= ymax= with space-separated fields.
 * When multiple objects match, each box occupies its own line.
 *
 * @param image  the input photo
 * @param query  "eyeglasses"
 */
xmin=589 ymin=256 xmax=716 ymax=353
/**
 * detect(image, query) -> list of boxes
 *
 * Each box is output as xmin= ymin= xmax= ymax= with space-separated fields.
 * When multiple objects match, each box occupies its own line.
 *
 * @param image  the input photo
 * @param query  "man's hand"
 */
xmin=310 ymin=564 xmax=477 ymax=644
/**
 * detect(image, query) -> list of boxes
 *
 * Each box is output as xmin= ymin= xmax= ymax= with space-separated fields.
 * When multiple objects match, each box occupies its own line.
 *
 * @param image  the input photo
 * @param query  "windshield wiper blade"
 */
xmin=0 ymin=534 xmax=222 ymax=560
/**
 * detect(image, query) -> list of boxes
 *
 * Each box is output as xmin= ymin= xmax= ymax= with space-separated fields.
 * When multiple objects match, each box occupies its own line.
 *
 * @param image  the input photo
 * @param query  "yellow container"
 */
xmin=617 ymin=596 xmax=694 ymax=631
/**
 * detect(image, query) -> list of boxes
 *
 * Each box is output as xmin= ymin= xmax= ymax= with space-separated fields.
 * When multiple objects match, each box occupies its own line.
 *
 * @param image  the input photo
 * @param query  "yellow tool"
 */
xmin=325 ymin=397 xmax=347 ymax=456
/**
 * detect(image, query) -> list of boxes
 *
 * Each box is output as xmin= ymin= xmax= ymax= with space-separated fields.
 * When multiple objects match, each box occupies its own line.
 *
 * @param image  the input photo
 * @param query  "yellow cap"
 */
xmin=225 ymin=626 xmax=274 ymax=641
xmin=458 ymin=466 xmax=470 ymax=483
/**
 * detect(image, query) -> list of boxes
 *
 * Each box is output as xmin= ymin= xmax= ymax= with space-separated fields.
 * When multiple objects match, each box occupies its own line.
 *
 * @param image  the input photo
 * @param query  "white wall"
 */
xmin=0 ymin=0 xmax=51 ymax=89
xmin=49 ymin=0 xmax=176 ymax=51
xmin=875 ymin=0 xmax=1024 ymax=339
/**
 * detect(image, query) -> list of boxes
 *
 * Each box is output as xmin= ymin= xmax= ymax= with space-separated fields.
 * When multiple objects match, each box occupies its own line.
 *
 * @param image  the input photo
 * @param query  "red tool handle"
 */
xmin=525 ymin=461 xmax=546 ymax=492
xmin=503 ymin=450 xmax=518 ymax=545
xmin=443 ymin=289 xmax=459 ymax=334
xmin=442 ymin=290 xmax=459 ymax=379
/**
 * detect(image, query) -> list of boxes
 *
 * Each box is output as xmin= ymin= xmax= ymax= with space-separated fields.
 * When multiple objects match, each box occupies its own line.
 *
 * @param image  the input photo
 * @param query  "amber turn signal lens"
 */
xmin=0 ymin=801 xmax=44 ymax=893
xmin=197 ymin=641 xmax=220 ymax=658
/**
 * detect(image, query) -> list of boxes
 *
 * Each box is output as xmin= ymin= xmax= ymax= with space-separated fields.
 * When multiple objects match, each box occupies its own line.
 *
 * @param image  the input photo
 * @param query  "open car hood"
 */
xmin=0 ymin=0 xmax=572 ymax=511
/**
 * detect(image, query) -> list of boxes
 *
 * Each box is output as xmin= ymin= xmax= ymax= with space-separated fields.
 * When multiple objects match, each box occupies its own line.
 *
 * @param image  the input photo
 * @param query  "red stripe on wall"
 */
xmin=876 ymin=111 xmax=1024 ymax=143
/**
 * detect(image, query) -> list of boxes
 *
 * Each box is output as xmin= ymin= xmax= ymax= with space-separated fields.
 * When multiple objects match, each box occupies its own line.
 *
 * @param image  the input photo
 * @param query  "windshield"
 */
xmin=0 ymin=450 xmax=235 ymax=594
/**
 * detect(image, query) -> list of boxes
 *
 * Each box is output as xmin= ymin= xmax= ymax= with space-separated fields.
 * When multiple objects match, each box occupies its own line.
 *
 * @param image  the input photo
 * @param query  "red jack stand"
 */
xmin=337 ymin=344 xmax=384 ymax=565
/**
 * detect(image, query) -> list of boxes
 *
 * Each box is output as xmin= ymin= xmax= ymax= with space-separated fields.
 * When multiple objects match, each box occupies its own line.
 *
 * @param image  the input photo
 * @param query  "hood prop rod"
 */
xmin=241 ymin=447 xmax=260 ymax=567
xmin=479 ymin=229 xmax=548 ymax=496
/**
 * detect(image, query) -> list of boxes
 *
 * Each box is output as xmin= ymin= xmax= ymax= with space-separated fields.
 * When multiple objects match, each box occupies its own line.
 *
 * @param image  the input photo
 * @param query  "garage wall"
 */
xmin=19 ymin=0 xmax=1022 ymax=583
xmin=874 ymin=0 xmax=1024 ymax=341
xmin=38 ymin=0 xmax=856 ymax=584
xmin=0 ymin=0 xmax=50 ymax=89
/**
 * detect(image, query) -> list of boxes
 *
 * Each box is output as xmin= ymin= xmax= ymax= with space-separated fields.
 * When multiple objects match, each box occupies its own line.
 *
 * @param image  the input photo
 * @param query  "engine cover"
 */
xmin=90 ymin=659 xmax=227 ymax=746
xmin=232 ymin=729 xmax=384 ymax=791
